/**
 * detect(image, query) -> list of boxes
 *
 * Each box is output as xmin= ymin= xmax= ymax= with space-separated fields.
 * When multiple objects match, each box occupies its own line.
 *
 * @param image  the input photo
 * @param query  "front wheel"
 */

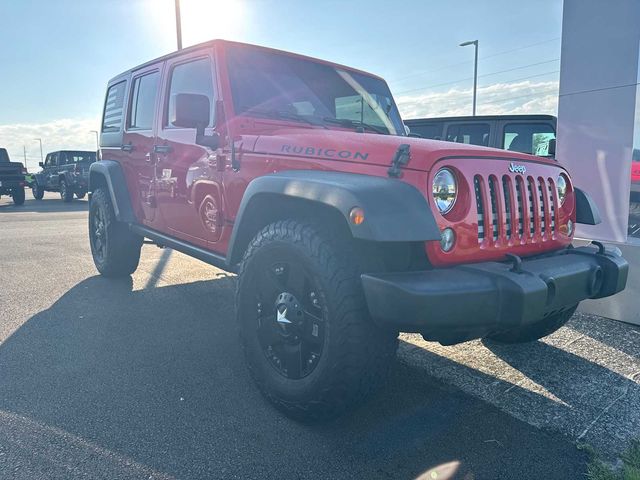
xmin=89 ymin=188 xmax=142 ymax=277
xmin=486 ymin=305 xmax=578 ymax=344
xmin=12 ymin=187 xmax=25 ymax=206
xmin=60 ymin=180 xmax=73 ymax=202
xmin=32 ymin=183 xmax=44 ymax=200
xmin=236 ymin=220 xmax=398 ymax=421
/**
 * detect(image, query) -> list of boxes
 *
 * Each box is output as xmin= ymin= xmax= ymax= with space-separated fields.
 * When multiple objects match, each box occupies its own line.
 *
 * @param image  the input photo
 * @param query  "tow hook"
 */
xmin=505 ymin=253 xmax=523 ymax=273
xmin=591 ymin=240 xmax=605 ymax=254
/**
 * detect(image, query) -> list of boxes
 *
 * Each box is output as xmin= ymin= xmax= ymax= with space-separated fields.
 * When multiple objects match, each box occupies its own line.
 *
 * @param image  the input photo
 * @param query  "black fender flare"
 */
xmin=575 ymin=188 xmax=601 ymax=225
xmin=227 ymin=170 xmax=441 ymax=265
xmin=89 ymin=160 xmax=136 ymax=223
xmin=33 ymin=173 xmax=46 ymax=186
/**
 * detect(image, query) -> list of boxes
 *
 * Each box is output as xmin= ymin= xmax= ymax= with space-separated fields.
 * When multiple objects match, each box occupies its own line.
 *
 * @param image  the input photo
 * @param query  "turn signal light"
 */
xmin=349 ymin=207 xmax=365 ymax=225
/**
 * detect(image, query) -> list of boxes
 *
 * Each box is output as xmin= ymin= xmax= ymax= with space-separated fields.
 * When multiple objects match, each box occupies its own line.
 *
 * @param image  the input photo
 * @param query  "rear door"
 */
xmin=122 ymin=65 xmax=163 ymax=227
xmin=154 ymin=49 xmax=222 ymax=248
xmin=444 ymin=122 xmax=492 ymax=147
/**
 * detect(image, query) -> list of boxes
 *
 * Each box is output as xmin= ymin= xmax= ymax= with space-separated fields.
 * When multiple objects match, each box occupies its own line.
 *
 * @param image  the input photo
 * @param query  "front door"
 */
xmin=44 ymin=152 xmax=59 ymax=190
xmin=122 ymin=65 xmax=162 ymax=227
xmin=154 ymin=51 xmax=224 ymax=249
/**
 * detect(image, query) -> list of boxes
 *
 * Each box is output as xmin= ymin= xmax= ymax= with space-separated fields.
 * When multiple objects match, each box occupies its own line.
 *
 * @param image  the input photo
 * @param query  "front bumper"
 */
xmin=361 ymin=245 xmax=628 ymax=344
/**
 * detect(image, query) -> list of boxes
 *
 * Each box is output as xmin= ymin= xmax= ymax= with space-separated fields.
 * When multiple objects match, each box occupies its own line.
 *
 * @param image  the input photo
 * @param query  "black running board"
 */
xmin=129 ymin=224 xmax=235 ymax=273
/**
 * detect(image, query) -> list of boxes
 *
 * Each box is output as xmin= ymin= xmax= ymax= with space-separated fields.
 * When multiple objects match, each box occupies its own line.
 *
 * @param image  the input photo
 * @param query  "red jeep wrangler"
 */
xmin=89 ymin=40 xmax=628 ymax=420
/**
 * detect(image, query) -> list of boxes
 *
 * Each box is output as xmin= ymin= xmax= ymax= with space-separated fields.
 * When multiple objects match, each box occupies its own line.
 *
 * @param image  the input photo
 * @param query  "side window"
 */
xmin=49 ymin=153 xmax=58 ymax=166
xmin=446 ymin=123 xmax=490 ymax=146
xmin=58 ymin=152 xmax=67 ymax=165
xmin=166 ymin=57 xmax=215 ymax=127
xmin=408 ymin=123 xmax=444 ymax=140
xmin=128 ymin=71 xmax=160 ymax=130
xmin=102 ymin=81 xmax=127 ymax=133
xmin=503 ymin=123 xmax=556 ymax=156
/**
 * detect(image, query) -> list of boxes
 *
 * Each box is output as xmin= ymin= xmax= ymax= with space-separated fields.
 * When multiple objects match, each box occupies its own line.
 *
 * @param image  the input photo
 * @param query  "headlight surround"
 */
xmin=557 ymin=174 xmax=568 ymax=205
xmin=432 ymin=168 xmax=457 ymax=214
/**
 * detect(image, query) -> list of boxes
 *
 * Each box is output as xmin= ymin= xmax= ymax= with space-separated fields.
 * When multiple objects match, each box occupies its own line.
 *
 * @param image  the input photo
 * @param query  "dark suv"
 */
xmin=0 ymin=147 xmax=26 ymax=206
xmin=33 ymin=150 xmax=96 ymax=202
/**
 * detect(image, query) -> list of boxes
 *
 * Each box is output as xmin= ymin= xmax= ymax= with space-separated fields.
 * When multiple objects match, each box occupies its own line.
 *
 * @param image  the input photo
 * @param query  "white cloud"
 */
xmin=0 ymin=118 xmax=99 ymax=171
xmin=396 ymin=80 xmax=559 ymax=119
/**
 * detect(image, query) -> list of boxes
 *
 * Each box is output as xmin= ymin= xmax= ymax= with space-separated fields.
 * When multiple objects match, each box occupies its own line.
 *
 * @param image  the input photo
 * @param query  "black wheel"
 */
xmin=236 ymin=220 xmax=398 ymax=421
xmin=32 ymin=183 xmax=44 ymax=200
xmin=12 ymin=187 xmax=25 ymax=206
xmin=487 ymin=305 xmax=578 ymax=344
xmin=60 ymin=180 xmax=73 ymax=202
xmin=89 ymin=187 xmax=143 ymax=277
xmin=76 ymin=191 xmax=86 ymax=199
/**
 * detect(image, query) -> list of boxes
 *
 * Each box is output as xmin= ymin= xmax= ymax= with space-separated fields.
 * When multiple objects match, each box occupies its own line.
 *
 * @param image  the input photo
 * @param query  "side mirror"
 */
xmin=39 ymin=162 xmax=44 ymax=167
xmin=172 ymin=93 xmax=220 ymax=149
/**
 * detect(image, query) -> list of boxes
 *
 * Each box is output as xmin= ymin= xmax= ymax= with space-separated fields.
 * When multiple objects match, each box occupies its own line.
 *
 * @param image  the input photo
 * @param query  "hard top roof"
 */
xmin=107 ymin=39 xmax=386 ymax=85
xmin=405 ymin=114 xmax=557 ymax=123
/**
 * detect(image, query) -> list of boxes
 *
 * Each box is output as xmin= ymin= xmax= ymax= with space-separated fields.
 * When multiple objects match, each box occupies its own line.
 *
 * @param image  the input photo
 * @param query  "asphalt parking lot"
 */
xmin=2 ymin=193 xmax=638 ymax=479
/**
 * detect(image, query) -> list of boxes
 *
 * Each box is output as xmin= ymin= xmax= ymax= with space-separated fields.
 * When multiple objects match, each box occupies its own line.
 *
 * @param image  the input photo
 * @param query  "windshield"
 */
xmin=226 ymin=45 xmax=404 ymax=135
xmin=61 ymin=151 xmax=96 ymax=164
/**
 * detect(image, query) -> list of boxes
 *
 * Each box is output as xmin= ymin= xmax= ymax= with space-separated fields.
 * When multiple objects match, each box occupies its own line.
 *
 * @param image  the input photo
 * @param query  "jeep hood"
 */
xmin=250 ymin=127 xmax=557 ymax=172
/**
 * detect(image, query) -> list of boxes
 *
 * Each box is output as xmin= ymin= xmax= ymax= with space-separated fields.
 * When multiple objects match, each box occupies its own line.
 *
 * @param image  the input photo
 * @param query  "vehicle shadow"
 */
xmin=0 ymin=197 xmax=88 ymax=213
xmin=0 ymin=275 xmax=588 ymax=479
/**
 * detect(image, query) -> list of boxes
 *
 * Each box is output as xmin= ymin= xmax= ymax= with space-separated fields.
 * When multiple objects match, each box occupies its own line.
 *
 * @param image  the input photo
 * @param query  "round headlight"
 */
xmin=557 ymin=174 xmax=568 ymax=205
xmin=433 ymin=168 xmax=457 ymax=214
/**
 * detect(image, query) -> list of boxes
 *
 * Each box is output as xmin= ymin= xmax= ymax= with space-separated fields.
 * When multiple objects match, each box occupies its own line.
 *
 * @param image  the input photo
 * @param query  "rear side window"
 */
xmin=166 ymin=57 xmax=215 ymax=127
xmin=503 ymin=123 xmax=556 ymax=156
xmin=102 ymin=81 xmax=127 ymax=132
xmin=446 ymin=123 xmax=490 ymax=146
xmin=129 ymin=72 xmax=160 ymax=130
xmin=407 ymin=122 xmax=444 ymax=140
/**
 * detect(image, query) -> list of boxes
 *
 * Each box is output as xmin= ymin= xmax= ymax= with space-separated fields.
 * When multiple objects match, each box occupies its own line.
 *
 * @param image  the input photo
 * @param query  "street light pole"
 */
xmin=34 ymin=138 xmax=43 ymax=165
xmin=459 ymin=40 xmax=479 ymax=116
xmin=175 ymin=0 xmax=183 ymax=50
xmin=90 ymin=130 xmax=99 ymax=150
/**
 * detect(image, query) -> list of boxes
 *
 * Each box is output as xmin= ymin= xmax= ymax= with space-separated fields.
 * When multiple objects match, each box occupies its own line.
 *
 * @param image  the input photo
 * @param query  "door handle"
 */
xmin=121 ymin=143 xmax=134 ymax=152
xmin=153 ymin=145 xmax=172 ymax=154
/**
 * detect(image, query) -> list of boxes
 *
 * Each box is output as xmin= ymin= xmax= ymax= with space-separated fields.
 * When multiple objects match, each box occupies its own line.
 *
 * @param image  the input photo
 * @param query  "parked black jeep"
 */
xmin=0 ymin=148 xmax=26 ymax=206
xmin=32 ymin=150 xmax=96 ymax=202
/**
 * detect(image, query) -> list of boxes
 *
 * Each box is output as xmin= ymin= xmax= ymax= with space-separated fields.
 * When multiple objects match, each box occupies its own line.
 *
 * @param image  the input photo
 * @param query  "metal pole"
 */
xmin=175 ymin=0 xmax=183 ymax=50
xmin=23 ymin=146 xmax=27 ymax=170
xmin=459 ymin=40 xmax=479 ymax=116
xmin=34 ymin=138 xmax=43 ymax=164
xmin=90 ymin=130 xmax=99 ymax=150
xmin=472 ymin=41 xmax=478 ymax=116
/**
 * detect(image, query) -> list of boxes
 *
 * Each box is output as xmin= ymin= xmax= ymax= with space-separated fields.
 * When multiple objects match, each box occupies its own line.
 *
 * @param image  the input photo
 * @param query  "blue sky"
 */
xmin=0 ymin=0 xmax=563 ymax=167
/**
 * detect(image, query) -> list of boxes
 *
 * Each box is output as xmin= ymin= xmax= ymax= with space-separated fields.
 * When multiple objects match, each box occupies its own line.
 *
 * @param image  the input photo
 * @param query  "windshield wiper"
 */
xmin=249 ymin=109 xmax=328 ymax=128
xmin=322 ymin=117 xmax=388 ymax=135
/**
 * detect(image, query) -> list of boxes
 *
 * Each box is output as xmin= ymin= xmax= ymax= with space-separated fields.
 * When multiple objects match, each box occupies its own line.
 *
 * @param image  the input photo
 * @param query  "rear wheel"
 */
xmin=75 ymin=191 xmax=86 ymax=199
xmin=12 ymin=187 xmax=25 ymax=206
xmin=236 ymin=220 xmax=398 ymax=421
xmin=486 ymin=305 xmax=578 ymax=344
xmin=32 ymin=183 xmax=44 ymax=200
xmin=60 ymin=180 xmax=73 ymax=202
xmin=89 ymin=187 xmax=142 ymax=277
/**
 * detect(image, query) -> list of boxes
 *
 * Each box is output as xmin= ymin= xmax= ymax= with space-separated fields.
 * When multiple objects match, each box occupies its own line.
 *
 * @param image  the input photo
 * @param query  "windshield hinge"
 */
xmin=387 ymin=144 xmax=411 ymax=178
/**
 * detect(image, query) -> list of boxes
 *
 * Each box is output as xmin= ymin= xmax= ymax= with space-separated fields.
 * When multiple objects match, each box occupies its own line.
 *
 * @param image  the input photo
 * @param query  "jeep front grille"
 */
xmin=474 ymin=174 xmax=558 ymax=244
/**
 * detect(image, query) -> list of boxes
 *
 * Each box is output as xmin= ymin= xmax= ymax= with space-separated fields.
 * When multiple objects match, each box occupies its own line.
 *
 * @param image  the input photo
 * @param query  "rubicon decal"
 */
xmin=281 ymin=145 xmax=369 ymax=161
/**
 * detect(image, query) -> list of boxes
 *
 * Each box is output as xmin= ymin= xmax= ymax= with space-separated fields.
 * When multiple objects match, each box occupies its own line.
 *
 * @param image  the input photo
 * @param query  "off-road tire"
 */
xmin=76 ymin=191 xmax=86 ymax=199
xmin=629 ymin=201 xmax=640 ymax=217
xmin=89 ymin=187 xmax=142 ymax=277
xmin=12 ymin=187 xmax=25 ymax=206
xmin=487 ymin=304 xmax=578 ymax=344
xmin=236 ymin=219 xmax=398 ymax=422
xmin=32 ymin=183 xmax=44 ymax=200
xmin=60 ymin=180 xmax=73 ymax=203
